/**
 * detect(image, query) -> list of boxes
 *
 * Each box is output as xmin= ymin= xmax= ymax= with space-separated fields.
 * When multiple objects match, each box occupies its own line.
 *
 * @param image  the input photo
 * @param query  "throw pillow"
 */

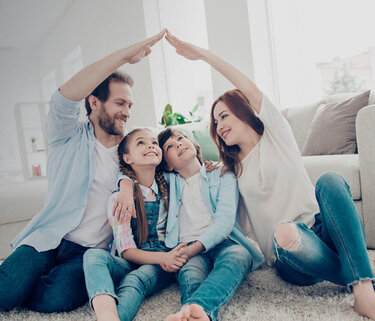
xmin=302 ymin=90 xmax=370 ymax=156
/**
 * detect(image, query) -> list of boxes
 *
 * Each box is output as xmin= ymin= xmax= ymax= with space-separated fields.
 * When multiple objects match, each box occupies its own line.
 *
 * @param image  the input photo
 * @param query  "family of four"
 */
xmin=1 ymin=29 xmax=374 ymax=321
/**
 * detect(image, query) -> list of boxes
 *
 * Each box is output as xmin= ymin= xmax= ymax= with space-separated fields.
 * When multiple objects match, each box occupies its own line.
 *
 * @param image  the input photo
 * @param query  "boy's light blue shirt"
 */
xmin=11 ymin=90 xmax=98 ymax=251
xmin=118 ymin=167 xmax=264 ymax=270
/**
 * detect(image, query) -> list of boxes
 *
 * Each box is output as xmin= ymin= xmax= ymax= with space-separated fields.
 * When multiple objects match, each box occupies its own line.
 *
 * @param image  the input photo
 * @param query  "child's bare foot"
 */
xmin=353 ymin=280 xmax=375 ymax=320
xmin=92 ymin=294 xmax=120 ymax=321
xmin=165 ymin=305 xmax=190 ymax=321
xmin=188 ymin=304 xmax=210 ymax=320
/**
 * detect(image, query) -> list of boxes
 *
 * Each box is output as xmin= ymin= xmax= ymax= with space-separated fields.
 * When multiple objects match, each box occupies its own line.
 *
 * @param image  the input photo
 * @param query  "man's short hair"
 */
xmin=85 ymin=71 xmax=134 ymax=116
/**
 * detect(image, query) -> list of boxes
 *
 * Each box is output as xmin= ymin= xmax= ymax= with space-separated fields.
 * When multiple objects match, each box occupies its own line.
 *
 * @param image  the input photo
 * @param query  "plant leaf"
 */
xmin=164 ymin=104 xmax=172 ymax=114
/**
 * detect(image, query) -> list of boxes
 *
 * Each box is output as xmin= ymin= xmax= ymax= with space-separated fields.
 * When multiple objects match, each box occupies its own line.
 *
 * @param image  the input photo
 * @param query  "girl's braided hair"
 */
xmin=118 ymin=128 xmax=169 ymax=245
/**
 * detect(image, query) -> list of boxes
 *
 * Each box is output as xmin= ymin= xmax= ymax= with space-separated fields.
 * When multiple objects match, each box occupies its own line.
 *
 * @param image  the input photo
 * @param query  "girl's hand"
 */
xmin=204 ymin=161 xmax=221 ymax=172
xmin=123 ymin=29 xmax=166 ymax=64
xmin=165 ymin=30 xmax=206 ymax=61
xmin=161 ymin=243 xmax=188 ymax=272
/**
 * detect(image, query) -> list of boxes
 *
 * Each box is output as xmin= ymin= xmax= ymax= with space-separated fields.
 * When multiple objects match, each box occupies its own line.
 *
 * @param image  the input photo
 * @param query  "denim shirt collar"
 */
xmin=85 ymin=118 xmax=95 ymax=137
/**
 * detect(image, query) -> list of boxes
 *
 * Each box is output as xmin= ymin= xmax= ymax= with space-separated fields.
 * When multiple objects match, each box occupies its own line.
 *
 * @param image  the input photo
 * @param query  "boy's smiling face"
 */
xmin=162 ymin=133 xmax=198 ymax=172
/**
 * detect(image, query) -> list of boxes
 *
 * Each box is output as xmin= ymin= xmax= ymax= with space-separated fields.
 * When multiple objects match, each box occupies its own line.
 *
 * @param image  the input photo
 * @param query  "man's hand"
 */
xmin=60 ymin=29 xmax=166 ymax=101
xmin=112 ymin=180 xmax=136 ymax=224
xmin=124 ymin=29 xmax=166 ymax=64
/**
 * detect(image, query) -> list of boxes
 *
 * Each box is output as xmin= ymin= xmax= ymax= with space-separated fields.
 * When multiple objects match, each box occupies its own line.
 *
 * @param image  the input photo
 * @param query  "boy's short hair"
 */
xmin=157 ymin=127 xmax=203 ymax=173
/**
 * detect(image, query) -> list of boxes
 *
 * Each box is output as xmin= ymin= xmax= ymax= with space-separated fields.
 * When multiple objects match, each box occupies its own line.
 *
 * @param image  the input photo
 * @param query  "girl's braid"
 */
xmin=155 ymin=170 xmax=169 ymax=211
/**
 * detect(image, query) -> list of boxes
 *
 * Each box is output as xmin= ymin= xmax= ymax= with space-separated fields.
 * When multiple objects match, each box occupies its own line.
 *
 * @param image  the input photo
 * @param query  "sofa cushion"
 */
xmin=303 ymin=154 xmax=361 ymax=200
xmin=0 ymin=177 xmax=47 ymax=225
xmin=302 ymin=90 xmax=370 ymax=156
xmin=192 ymin=129 xmax=219 ymax=162
xmin=281 ymin=102 xmax=321 ymax=152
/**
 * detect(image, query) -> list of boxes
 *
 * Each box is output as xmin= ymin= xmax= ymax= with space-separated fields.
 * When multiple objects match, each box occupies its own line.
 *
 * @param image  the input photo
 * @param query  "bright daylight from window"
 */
xmin=269 ymin=0 xmax=375 ymax=108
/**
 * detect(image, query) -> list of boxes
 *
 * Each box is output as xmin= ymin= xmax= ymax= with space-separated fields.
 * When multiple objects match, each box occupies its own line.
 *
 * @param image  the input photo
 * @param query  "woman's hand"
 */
xmin=165 ymin=30 xmax=206 ymax=61
xmin=204 ymin=161 xmax=221 ymax=172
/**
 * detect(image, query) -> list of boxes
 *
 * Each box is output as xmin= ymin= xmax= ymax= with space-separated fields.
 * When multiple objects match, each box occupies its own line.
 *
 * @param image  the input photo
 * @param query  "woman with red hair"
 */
xmin=165 ymin=30 xmax=375 ymax=321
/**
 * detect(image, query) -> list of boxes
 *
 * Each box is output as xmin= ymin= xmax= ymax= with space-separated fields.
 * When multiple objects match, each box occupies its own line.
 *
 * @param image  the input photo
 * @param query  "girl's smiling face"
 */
xmin=123 ymin=129 xmax=162 ymax=167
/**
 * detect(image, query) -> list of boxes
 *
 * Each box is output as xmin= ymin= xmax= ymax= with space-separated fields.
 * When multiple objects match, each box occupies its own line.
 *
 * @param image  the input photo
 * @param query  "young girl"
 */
xmin=164 ymin=31 xmax=375 ymax=320
xmin=83 ymin=128 xmax=188 ymax=321
xmin=118 ymin=128 xmax=264 ymax=321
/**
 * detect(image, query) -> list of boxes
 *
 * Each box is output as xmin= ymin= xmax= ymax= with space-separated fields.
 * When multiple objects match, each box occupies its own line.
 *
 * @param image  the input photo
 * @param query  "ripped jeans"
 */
xmin=273 ymin=171 xmax=374 ymax=288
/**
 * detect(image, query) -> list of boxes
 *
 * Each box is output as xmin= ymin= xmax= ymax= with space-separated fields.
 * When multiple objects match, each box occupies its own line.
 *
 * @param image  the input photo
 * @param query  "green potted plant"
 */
xmin=160 ymin=104 xmax=202 ymax=127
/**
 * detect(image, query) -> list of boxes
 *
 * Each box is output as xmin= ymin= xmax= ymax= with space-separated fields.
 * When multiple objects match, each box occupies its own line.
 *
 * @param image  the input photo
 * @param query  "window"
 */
xmin=269 ymin=0 xmax=375 ymax=108
xmin=144 ymin=0 xmax=213 ymax=123
xmin=62 ymin=45 xmax=83 ymax=82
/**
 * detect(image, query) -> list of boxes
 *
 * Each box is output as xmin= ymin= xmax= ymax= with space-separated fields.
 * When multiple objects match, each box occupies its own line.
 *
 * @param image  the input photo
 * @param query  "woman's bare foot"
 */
xmin=353 ymin=280 xmax=375 ymax=320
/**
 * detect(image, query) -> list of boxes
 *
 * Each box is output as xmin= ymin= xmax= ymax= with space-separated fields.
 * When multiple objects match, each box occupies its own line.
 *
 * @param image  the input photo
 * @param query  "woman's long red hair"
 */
xmin=210 ymin=89 xmax=264 ymax=177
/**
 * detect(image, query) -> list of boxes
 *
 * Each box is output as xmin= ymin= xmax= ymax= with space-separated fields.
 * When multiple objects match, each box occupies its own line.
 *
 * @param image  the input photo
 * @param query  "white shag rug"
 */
xmin=1 ymin=251 xmax=374 ymax=321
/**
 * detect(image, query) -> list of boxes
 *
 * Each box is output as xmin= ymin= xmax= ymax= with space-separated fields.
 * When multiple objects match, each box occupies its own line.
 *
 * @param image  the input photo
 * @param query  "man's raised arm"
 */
xmin=60 ymin=29 xmax=166 ymax=101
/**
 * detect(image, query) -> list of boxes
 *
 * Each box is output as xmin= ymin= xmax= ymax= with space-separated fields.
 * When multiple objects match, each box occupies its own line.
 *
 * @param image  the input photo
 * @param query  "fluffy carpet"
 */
xmin=1 ymin=251 xmax=374 ymax=321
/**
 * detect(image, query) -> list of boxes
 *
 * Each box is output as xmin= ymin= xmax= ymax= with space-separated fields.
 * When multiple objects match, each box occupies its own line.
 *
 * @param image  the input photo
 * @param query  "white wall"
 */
xmin=204 ymin=0 xmax=255 ymax=99
xmin=0 ymin=48 xmax=41 ymax=177
xmin=0 ymin=0 xmax=261 ymax=178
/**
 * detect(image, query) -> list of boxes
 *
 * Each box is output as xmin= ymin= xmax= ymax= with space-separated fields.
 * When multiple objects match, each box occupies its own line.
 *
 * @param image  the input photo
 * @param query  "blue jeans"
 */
xmin=176 ymin=239 xmax=252 ymax=321
xmin=0 ymin=239 xmax=88 ymax=312
xmin=84 ymin=199 xmax=174 ymax=321
xmin=83 ymin=249 xmax=175 ymax=321
xmin=273 ymin=171 xmax=374 ymax=287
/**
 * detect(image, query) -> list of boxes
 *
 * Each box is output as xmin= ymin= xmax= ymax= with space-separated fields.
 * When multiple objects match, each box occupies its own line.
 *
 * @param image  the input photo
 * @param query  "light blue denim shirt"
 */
xmin=11 ymin=90 xmax=98 ymax=251
xmin=118 ymin=167 xmax=264 ymax=270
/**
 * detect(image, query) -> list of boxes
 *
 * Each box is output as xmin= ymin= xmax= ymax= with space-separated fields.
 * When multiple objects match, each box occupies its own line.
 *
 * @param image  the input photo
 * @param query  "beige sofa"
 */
xmin=282 ymin=91 xmax=375 ymax=248
xmin=1 ymin=91 xmax=374 ymax=260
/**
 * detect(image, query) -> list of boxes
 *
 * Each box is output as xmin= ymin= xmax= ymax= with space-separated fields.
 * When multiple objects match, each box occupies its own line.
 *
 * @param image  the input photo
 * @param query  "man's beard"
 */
xmin=98 ymin=106 xmax=125 ymax=136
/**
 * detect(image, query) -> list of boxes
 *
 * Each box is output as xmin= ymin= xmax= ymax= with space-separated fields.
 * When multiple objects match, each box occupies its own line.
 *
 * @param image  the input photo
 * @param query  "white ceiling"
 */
xmin=0 ymin=0 xmax=74 ymax=49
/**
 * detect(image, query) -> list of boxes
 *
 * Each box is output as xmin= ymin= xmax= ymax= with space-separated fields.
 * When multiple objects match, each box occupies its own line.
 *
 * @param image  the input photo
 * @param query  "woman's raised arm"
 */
xmin=165 ymin=30 xmax=262 ymax=113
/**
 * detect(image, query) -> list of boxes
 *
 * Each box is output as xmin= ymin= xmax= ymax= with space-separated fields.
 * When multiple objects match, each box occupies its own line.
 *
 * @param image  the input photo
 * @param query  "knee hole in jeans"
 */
xmin=273 ymin=223 xmax=302 ymax=251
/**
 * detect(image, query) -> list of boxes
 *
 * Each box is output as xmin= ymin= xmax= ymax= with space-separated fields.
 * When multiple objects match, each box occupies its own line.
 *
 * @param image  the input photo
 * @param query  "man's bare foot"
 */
xmin=188 ymin=304 xmax=210 ymax=321
xmin=353 ymin=280 xmax=375 ymax=320
xmin=165 ymin=305 xmax=190 ymax=321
